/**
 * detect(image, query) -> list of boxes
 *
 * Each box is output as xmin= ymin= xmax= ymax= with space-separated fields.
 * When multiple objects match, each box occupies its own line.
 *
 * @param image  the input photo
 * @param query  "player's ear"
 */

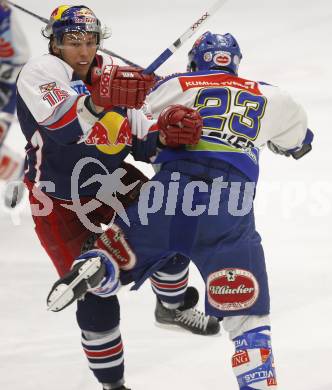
xmin=50 ymin=39 xmax=61 ymax=56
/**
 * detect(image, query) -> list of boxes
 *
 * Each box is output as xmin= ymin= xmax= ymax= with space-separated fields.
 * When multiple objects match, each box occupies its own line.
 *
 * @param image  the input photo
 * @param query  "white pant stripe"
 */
xmin=152 ymin=268 xmax=188 ymax=281
xmin=82 ymin=327 xmax=121 ymax=346
xmin=88 ymin=356 xmax=124 ymax=369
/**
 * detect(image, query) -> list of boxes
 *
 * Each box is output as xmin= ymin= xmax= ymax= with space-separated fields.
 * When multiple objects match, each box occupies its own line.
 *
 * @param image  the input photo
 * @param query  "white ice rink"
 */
xmin=1 ymin=0 xmax=331 ymax=389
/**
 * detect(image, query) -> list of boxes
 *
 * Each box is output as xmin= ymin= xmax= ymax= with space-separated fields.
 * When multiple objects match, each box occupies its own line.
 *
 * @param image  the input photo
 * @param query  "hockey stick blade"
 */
xmin=143 ymin=0 xmax=228 ymax=74
xmin=47 ymin=257 xmax=105 ymax=312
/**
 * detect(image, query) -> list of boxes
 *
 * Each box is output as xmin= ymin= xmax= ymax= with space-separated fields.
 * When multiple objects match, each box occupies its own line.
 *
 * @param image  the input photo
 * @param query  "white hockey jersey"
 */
xmin=147 ymin=70 xmax=311 ymax=182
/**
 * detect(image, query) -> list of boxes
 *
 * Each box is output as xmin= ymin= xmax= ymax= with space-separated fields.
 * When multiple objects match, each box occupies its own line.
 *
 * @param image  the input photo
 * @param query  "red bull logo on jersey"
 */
xmin=207 ymin=268 xmax=259 ymax=310
xmin=84 ymin=111 xmax=132 ymax=155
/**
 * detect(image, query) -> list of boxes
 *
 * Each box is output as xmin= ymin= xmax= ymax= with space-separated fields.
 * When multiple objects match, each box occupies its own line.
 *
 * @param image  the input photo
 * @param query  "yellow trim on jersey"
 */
xmin=96 ymin=111 xmax=127 ymax=155
xmin=186 ymin=139 xmax=241 ymax=153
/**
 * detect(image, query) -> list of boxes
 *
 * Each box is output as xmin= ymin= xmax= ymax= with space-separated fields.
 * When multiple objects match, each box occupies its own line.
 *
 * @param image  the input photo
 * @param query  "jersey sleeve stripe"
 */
xmin=42 ymin=96 xmax=80 ymax=130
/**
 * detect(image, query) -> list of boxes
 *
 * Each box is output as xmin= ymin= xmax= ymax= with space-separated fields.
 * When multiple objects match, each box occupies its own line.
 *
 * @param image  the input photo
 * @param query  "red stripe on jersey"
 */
xmin=178 ymin=74 xmax=262 ymax=95
xmin=151 ymin=277 xmax=188 ymax=290
xmin=46 ymin=98 xmax=79 ymax=130
xmin=84 ymin=341 xmax=123 ymax=358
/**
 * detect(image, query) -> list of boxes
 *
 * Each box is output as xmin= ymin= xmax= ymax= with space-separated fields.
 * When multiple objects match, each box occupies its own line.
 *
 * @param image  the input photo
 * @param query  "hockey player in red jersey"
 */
xmin=0 ymin=1 xmax=29 ymax=207
xmin=48 ymin=31 xmax=314 ymax=389
xmin=17 ymin=6 xmax=219 ymax=390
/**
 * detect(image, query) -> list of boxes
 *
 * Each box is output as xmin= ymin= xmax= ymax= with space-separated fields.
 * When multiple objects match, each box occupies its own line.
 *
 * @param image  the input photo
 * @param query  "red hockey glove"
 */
xmin=90 ymin=65 xmax=156 ymax=110
xmin=157 ymin=105 xmax=203 ymax=148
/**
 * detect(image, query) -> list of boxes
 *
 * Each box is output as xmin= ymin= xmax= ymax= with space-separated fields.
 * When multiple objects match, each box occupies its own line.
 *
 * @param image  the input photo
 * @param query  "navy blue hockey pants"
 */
xmin=116 ymin=158 xmax=270 ymax=319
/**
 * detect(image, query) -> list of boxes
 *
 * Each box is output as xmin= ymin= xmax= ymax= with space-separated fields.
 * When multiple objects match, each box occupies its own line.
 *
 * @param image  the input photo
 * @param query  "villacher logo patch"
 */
xmin=207 ymin=268 xmax=259 ymax=310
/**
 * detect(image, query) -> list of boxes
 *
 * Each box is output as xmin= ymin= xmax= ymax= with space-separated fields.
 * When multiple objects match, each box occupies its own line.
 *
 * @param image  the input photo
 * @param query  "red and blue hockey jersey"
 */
xmin=17 ymin=53 xmax=159 ymax=199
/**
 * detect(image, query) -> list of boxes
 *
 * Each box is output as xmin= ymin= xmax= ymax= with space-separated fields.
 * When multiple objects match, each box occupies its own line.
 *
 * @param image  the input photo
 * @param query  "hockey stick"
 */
xmin=6 ymin=0 xmax=141 ymax=67
xmin=8 ymin=0 xmax=227 ymax=73
xmin=143 ymin=0 xmax=228 ymax=74
xmin=7 ymin=0 xmax=49 ymax=23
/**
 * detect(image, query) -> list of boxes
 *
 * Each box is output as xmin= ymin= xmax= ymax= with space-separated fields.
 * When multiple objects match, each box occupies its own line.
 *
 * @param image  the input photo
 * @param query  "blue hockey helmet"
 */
xmin=187 ymin=31 xmax=242 ymax=75
xmin=42 ymin=5 xmax=111 ymax=45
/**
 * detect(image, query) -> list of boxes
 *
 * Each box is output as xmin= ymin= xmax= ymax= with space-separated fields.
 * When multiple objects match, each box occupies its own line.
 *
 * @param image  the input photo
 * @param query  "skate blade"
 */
xmin=154 ymin=321 xmax=192 ymax=334
xmin=47 ymin=257 xmax=102 ymax=312
xmin=154 ymin=321 xmax=222 ymax=337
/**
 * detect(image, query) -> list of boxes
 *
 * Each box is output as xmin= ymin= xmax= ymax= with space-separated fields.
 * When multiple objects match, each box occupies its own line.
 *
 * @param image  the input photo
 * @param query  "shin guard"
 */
xmin=232 ymin=327 xmax=277 ymax=389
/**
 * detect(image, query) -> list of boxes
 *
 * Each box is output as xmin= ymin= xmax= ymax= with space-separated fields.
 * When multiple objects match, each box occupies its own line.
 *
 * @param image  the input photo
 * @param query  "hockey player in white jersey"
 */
xmin=48 ymin=31 xmax=314 ymax=389
xmin=143 ymin=33 xmax=313 ymax=388
xmin=0 ymin=1 xmax=29 ymax=207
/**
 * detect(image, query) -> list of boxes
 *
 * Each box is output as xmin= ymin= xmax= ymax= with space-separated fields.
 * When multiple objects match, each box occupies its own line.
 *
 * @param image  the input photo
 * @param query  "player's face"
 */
xmin=54 ymin=32 xmax=98 ymax=81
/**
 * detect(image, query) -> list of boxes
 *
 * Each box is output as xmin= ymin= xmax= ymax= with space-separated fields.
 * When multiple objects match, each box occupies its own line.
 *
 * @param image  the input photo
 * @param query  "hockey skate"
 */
xmin=47 ymin=257 xmax=106 ymax=312
xmin=103 ymin=386 xmax=131 ymax=390
xmin=155 ymin=286 xmax=220 ymax=335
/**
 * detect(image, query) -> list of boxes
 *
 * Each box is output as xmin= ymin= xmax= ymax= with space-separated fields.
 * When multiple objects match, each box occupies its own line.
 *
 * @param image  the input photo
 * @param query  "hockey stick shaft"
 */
xmin=6 ymin=1 xmax=142 ymax=67
xmin=7 ymin=1 xmax=49 ymax=23
xmin=143 ymin=0 xmax=227 ymax=74
xmin=8 ymin=0 xmax=227 ymax=74
xmin=98 ymin=48 xmax=141 ymax=68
